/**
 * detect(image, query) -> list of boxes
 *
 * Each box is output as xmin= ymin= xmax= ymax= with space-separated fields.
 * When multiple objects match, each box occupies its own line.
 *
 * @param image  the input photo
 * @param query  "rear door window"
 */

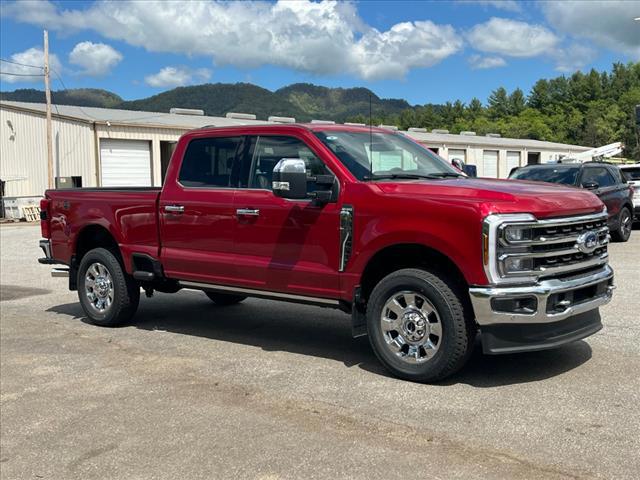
xmin=179 ymin=136 xmax=253 ymax=188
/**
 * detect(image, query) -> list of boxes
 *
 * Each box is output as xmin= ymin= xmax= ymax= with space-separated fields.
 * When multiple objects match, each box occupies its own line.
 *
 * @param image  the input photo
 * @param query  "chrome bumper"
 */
xmin=469 ymin=265 xmax=614 ymax=326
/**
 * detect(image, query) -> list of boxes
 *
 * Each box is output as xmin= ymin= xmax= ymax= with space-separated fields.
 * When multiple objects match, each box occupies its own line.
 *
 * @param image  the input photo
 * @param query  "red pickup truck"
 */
xmin=39 ymin=124 xmax=615 ymax=382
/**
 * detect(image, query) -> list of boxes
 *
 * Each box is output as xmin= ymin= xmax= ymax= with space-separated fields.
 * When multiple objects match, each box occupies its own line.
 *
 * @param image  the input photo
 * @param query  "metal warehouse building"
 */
xmin=0 ymin=100 xmax=590 ymax=218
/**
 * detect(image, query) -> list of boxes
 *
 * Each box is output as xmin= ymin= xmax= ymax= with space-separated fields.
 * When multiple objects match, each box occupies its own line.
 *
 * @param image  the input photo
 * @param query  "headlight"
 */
xmin=502 ymin=256 xmax=533 ymax=273
xmin=482 ymin=213 xmax=536 ymax=285
xmin=503 ymin=225 xmax=532 ymax=242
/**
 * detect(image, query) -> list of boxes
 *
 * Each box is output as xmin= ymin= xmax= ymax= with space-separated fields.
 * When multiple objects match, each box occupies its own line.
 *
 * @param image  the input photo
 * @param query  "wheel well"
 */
xmin=75 ymin=225 xmax=121 ymax=265
xmin=360 ymin=244 xmax=469 ymax=304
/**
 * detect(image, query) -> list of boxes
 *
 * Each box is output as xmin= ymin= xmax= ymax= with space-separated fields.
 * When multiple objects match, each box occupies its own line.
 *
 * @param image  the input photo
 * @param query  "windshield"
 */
xmin=314 ymin=131 xmax=461 ymax=181
xmin=510 ymin=166 xmax=580 ymax=186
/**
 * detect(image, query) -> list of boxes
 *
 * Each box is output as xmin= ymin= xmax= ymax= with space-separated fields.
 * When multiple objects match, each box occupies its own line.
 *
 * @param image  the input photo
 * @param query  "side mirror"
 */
xmin=463 ymin=164 xmax=477 ymax=178
xmin=582 ymin=181 xmax=599 ymax=190
xmin=272 ymin=158 xmax=308 ymax=200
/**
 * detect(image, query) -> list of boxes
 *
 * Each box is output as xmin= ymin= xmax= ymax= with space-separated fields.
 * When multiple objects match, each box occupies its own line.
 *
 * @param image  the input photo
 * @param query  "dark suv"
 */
xmin=509 ymin=162 xmax=634 ymax=242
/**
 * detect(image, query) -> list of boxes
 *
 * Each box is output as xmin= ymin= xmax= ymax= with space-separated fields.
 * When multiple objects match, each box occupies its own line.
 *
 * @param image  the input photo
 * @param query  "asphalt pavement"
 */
xmin=1 ymin=224 xmax=639 ymax=479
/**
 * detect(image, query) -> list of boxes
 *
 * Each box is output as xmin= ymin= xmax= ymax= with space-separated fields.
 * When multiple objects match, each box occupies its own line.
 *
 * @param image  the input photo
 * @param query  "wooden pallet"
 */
xmin=22 ymin=205 xmax=41 ymax=222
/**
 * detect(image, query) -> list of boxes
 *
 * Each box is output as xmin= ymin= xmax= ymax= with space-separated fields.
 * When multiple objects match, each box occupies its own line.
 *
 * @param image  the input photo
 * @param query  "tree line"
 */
xmin=346 ymin=62 xmax=640 ymax=160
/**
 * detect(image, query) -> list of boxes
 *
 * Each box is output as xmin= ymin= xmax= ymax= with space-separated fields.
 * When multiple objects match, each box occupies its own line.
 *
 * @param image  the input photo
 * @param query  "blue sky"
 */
xmin=1 ymin=0 xmax=638 ymax=106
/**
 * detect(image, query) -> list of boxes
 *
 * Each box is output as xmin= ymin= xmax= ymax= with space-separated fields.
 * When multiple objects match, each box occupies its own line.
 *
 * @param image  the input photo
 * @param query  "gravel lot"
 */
xmin=1 ymin=224 xmax=639 ymax=479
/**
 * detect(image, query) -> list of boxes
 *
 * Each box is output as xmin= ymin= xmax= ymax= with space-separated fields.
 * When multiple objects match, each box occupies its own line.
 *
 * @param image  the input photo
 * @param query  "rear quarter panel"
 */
xmin=47 ymin=188 xmax=161 ymax=272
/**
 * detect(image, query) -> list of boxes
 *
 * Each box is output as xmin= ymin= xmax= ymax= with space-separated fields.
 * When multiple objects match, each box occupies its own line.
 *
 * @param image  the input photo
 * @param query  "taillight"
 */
xmin=40 ymin=198 xmax=50 ymax=238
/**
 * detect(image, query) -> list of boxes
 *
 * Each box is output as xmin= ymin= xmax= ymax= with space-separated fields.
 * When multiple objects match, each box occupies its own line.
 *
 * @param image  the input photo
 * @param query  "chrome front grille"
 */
xmin=483 ymin=211 xmax=610 ymax=285
xmin=497 ymin=212 xmax=609 ymax=280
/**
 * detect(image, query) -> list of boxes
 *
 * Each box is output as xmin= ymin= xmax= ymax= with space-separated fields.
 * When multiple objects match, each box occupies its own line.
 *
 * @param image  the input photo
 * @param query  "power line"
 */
xmin=0 ymin=71 xmax=45 ymax=77
xmin=0 ymin=58 xmax=44 ymax=69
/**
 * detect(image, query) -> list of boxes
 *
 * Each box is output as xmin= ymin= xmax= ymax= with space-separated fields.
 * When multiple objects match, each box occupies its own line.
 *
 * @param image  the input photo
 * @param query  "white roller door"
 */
xmin=506 ymin=151 xmax=521 ymax=177
xmin=100 ymin=139 xmax=152 ymax=187
xmin=482 ymin=150 xmax=498 ymax=178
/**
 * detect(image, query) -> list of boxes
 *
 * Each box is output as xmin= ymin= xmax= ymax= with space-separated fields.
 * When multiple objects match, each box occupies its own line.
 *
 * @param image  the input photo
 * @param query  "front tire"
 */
xmin=204 ymin=291 xmax=247 ymax=305
xmin=611 ymin=207 xmax=632 ymax=242
xmin=77 ymin=248 xmax=140 ymax=327
xmin=366 ymin=268 xmax=475 ymax=383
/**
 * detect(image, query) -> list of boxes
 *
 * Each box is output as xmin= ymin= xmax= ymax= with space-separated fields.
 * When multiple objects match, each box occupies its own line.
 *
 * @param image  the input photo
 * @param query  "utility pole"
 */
xmin=44 ymin=30 xmax=54 ymax=189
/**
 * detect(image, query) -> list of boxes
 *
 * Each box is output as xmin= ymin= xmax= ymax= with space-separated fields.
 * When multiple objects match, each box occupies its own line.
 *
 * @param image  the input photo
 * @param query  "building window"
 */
xmin=482 ymin=150 xmax=498 ymax=178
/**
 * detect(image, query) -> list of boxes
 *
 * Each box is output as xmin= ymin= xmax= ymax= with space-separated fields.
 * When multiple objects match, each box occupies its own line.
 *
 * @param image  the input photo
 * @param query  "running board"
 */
xmin=178 ymin=281 xmax=341 ymax=308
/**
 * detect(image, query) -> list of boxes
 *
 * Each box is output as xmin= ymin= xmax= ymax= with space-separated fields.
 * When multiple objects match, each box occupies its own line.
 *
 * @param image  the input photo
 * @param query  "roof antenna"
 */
xmin=369 ymin=92 xmax=373 ymax=175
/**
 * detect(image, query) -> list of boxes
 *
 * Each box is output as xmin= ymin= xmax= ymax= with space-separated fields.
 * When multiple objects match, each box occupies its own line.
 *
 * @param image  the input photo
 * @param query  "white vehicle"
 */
xmin=620 ymin=163 xmax=640 ymax=222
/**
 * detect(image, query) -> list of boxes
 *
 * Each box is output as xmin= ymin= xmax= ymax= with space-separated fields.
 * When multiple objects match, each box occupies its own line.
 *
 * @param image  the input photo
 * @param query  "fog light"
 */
xmin=491 ymin=296 xmax=537 ymax=314
xmin=503 ymin=257 xmax=533 ymax=273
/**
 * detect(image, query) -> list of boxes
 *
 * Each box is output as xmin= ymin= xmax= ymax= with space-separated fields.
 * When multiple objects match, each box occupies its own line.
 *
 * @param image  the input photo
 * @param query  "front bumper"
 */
xmin=469 ymin=265 xmax=614 ymax=353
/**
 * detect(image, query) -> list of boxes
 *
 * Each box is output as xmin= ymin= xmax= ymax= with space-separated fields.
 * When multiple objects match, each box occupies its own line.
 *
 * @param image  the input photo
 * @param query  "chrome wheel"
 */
xmin=380 ymin=290 xmax=442 ymax=364
xmin=621 ymin=210 xmax=631 ymax=238
xmin=84 ymin=262 xmax=114 ymax=313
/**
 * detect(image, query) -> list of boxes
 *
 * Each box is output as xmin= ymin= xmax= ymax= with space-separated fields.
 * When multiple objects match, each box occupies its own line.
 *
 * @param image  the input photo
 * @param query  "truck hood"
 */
xmin=374 ymin=178 xmax=604 ymax=219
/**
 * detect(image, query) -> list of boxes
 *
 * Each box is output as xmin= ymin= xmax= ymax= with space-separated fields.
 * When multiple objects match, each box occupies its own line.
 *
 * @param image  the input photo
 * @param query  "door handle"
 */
xmin=164 ymin=205 xmax=185 ymax=213
xmin=236 ymin=208 xmax=260 ymax=216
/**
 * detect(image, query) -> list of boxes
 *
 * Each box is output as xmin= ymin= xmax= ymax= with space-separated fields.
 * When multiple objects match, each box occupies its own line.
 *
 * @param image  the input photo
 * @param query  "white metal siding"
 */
xmin=1 ymin=106 xmax=95 ymax=197
xmin=482 ymin=150 xmax=499 ymax=178
xmin=100 ymin=139 xmax=152 ymax=186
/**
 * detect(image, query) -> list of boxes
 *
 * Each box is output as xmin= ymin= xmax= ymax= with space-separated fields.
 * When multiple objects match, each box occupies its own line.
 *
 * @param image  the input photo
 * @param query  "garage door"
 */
xmin=100 ymin=139 xmax=152 ymax=187
xmin=482 ymin=150 xmax=498 ymax=178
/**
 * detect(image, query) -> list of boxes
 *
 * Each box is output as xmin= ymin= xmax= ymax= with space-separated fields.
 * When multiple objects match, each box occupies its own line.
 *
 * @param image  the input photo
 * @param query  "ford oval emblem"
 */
xmin=576 ymin=231 xmax=598 ymax=254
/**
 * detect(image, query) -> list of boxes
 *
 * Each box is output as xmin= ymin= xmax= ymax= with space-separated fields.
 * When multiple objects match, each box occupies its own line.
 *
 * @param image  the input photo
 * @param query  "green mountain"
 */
xmin=0 ymin=82 xmax=412 ymax=122
xmin=2 ymin=63 xmax=639 ymax=159
xmin=0 ymin=88 xmax=122 ymax=108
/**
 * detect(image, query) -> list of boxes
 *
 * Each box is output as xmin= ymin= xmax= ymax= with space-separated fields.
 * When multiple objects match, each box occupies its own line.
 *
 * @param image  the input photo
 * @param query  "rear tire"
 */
xmin=366 ymin=268 xmax=475 ymax=383
xmin=204 ymin=291 xmax=247 ymax=305
xmin=77 ymin=248 xmax=140 ymax=327
xmin=611 ymin=207 xmax=632 ymax=242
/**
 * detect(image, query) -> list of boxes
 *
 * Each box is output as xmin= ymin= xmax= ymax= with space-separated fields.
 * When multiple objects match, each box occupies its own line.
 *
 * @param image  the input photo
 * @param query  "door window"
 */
xmin=179 ymin=136 xmax=252 ymax=188
xmin=250 ymin=136 xmax=329 ymax=192
xmin=581 ymin=167 xmax=615 ymax=188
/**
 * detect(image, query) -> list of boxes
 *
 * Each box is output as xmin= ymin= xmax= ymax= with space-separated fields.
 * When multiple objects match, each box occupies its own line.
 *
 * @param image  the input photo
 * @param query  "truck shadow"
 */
xmin=47 ymin=293 xmax=592 ymax=388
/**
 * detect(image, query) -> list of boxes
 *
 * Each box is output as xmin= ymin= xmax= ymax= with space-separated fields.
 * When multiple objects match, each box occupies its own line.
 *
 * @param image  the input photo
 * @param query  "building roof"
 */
xmin=0 ymin=100 xmax=268 ymax=129
xmin=1 ymin=100 xmax=590 ymax=151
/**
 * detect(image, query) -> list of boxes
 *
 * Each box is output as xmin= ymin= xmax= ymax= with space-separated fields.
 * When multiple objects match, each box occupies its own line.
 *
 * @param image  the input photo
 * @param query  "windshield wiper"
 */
xmin=424 ymin=172 xmax=465 ymax=178
xmin=364 ymin=172 xmax=462 ymax=181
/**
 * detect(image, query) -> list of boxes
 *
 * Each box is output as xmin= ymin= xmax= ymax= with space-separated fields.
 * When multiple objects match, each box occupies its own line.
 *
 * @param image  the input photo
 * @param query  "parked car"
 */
xmin=509 ymin=162 xmax=634 ymax=242
xmin=619 ymin=163 xmax=640 ymax=222
xmin=38 ymin=124 xmax=615 ymax=382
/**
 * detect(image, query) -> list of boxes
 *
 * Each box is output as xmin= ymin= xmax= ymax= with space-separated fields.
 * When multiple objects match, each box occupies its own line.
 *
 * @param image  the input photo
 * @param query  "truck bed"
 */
xmin=45 ymin=187 xmax=162 ymax=270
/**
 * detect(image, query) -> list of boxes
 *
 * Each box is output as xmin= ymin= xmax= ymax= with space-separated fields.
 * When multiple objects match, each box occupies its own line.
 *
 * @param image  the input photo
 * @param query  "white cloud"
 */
xmin=466 ymin=17 xmax=559 ymax=57
xmin=552 ymin=43 xmax=598 ymax=73
xmin=144 ymin=66 xmax=212 ymax=88
xmin=2 ymin=0 xmax=462 ymax=80
xmin=0 ymin=46 xmax=62 ymax=84
xmin=468 ymin=54 xmax=507 ymax=69
xmin=543 ymin=1 xmax=640 ymax=59
xmin=69 ymin=41 xmax=122 ymax=76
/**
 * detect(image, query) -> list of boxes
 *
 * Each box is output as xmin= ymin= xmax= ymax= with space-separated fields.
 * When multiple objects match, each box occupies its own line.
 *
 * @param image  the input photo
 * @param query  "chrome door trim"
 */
xmin=179 ymin=280 xmax=341 ymax=307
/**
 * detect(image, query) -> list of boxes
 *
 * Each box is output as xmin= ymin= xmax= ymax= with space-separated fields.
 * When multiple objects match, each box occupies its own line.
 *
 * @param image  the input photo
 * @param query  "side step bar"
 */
xmin=179 ymin=280 xmax=341 ymax=308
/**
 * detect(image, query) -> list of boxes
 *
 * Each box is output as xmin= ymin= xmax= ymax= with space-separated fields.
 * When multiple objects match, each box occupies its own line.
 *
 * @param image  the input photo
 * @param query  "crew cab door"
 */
xmin=233 ymin=135 xmax=342 ymax=299
xmin=159 ymin=134 xmax=253 ymax=284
